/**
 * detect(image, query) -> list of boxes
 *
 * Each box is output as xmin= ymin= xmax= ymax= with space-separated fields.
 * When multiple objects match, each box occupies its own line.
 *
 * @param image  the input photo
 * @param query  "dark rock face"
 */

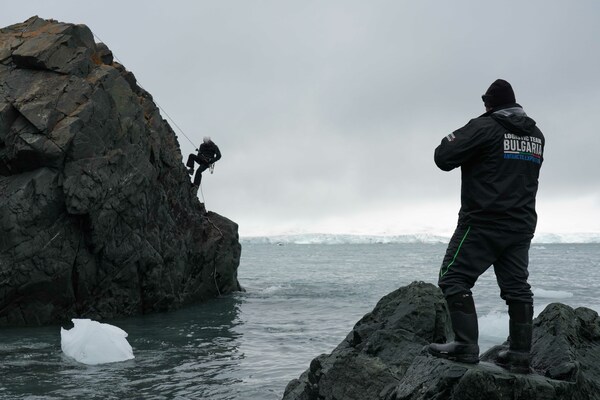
xmin=283 ymin=282 xmax=600 ymax=400
xmin=0 ymin=17 xmax=242 ymax=326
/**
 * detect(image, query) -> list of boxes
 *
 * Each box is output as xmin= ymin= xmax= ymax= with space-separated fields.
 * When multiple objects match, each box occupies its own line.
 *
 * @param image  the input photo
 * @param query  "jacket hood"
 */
xmin=489 ymin=104 xmax=537 ymax=135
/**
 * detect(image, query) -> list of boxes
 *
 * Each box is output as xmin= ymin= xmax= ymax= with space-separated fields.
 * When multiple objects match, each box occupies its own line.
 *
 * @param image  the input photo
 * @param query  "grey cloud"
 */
xmin=2 ymin=0 xmax=599 ymax=234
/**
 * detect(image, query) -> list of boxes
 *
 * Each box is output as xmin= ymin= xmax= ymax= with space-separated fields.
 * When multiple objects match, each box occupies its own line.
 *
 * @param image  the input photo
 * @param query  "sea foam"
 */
xmin=478 ymin=312 xmax=509 ymax=349
xmin=533 ymin=288 xmax=574 ymax=299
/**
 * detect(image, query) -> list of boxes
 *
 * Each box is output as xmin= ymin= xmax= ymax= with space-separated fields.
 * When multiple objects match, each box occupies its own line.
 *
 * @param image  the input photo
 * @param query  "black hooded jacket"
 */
xmin=435 ymin=104 xmax=545 ymax=233
xmin=198 ymin=140 xmax=221 ymax=164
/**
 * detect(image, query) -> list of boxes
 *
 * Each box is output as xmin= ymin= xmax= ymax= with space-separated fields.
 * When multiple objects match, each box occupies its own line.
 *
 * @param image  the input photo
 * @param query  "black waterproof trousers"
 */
xmin=438 ymin=224 xmax=534 ymax=304
xmin=186 ymin=154 xmax=210 ymax=186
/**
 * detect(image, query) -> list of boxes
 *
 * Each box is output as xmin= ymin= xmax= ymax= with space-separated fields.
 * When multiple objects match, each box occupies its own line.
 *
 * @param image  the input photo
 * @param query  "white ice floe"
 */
xmin=61 ymin=319 xmax=134 ymax=365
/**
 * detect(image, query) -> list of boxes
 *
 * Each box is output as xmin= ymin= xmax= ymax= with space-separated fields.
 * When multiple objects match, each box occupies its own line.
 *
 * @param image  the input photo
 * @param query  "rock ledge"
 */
xmin=283 ymin=282 xmax=600 ymax=400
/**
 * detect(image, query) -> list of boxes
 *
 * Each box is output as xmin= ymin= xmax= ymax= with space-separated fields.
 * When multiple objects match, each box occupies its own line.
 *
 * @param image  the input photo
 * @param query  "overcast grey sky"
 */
xmin=3 ymin=1 xmax=599 ymax=236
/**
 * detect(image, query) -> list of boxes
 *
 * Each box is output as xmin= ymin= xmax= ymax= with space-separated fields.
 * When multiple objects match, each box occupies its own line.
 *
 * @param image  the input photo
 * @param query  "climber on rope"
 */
xmin=186 ymin=136 xmax=221 ymax=189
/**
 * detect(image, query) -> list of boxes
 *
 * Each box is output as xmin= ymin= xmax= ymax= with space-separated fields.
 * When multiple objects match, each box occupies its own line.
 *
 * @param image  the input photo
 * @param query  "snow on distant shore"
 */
xmin=241 ymin=233 xmax=448 ymax=245
xmin=533 ymin=232 xmax=600 ymax=244
xmin=240 ymin=232 xmax=600 ymax=245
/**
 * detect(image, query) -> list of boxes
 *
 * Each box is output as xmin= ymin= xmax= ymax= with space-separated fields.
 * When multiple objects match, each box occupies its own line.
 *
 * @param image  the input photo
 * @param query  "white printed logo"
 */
xmin=503 ymin=133 xmax=543 ymax=164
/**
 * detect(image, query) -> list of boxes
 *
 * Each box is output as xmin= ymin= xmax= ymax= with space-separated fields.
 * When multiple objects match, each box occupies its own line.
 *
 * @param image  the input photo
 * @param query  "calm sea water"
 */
xmin=1 ymin=243 xmax=599 ymax=399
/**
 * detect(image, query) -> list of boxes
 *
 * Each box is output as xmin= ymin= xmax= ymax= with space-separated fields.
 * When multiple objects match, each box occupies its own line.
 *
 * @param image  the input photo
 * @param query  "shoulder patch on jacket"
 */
xmin=445 ymin=132 xmax=456 ymax=142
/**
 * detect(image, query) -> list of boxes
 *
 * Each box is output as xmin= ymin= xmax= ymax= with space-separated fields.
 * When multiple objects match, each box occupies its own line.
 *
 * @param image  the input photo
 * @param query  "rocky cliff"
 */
xmin=0 ymin=17 xmax=242 ymax=326
xmin=283 ymin=282 xmax=600 ymax=400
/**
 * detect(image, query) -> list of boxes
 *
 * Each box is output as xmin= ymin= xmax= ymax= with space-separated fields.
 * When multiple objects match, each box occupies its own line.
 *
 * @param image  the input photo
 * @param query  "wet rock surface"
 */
xmin=283 ymin=282 xmax=600 ymax=400
xmin=0 ymin=17 xmax=242 ymax=326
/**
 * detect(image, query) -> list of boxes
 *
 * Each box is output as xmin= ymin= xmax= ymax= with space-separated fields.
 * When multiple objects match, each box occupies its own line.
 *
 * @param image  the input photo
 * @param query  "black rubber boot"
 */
xmin=495 ymin=302 xmax=533 ymax=374
xmin=428 ymin=293 xmax=480 ymax=364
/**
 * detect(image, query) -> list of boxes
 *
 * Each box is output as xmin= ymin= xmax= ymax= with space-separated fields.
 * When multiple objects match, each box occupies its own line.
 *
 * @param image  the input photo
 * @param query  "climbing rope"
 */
xmin=92 ymin=30 xmax=212 ymax=208
xmin=199 ymin=182 xmax=206 ymax=204
xmin=91 ymin=30 xmax=225 ymax=296
xmin=204 ymin=210 xmax=225 ymax=297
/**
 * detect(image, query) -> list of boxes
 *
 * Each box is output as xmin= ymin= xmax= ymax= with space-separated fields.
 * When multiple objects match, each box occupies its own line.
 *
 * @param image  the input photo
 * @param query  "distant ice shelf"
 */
xmin=240 ymin=232 xmax=600 ymax=245
xmin=241 ymin=233 xmax=449 ymax=245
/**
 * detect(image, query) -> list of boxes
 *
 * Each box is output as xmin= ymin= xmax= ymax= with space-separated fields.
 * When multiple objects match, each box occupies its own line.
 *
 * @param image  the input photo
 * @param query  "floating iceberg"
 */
xmin=61 ymin=319 xmax=134 ymax=365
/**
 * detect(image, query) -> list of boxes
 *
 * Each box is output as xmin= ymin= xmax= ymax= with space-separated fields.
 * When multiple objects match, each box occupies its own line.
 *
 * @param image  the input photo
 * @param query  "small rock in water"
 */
xmin=61 ymin=319 xmax=134 ymax=365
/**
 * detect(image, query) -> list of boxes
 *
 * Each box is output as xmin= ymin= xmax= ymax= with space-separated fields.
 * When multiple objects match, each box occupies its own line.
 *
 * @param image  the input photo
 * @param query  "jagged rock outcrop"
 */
xmin=283 ymin=282 xmax=600 ymax=400
xmin=0 ymin=17 xmax=242 ymax=326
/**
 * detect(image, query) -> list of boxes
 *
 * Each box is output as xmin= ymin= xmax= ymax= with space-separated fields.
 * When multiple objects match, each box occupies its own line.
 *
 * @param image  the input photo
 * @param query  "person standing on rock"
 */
xmin=187 ymin=136 xmax=222 ymax=189
xmin=427 ymin=79 xmax=545 ymax=373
